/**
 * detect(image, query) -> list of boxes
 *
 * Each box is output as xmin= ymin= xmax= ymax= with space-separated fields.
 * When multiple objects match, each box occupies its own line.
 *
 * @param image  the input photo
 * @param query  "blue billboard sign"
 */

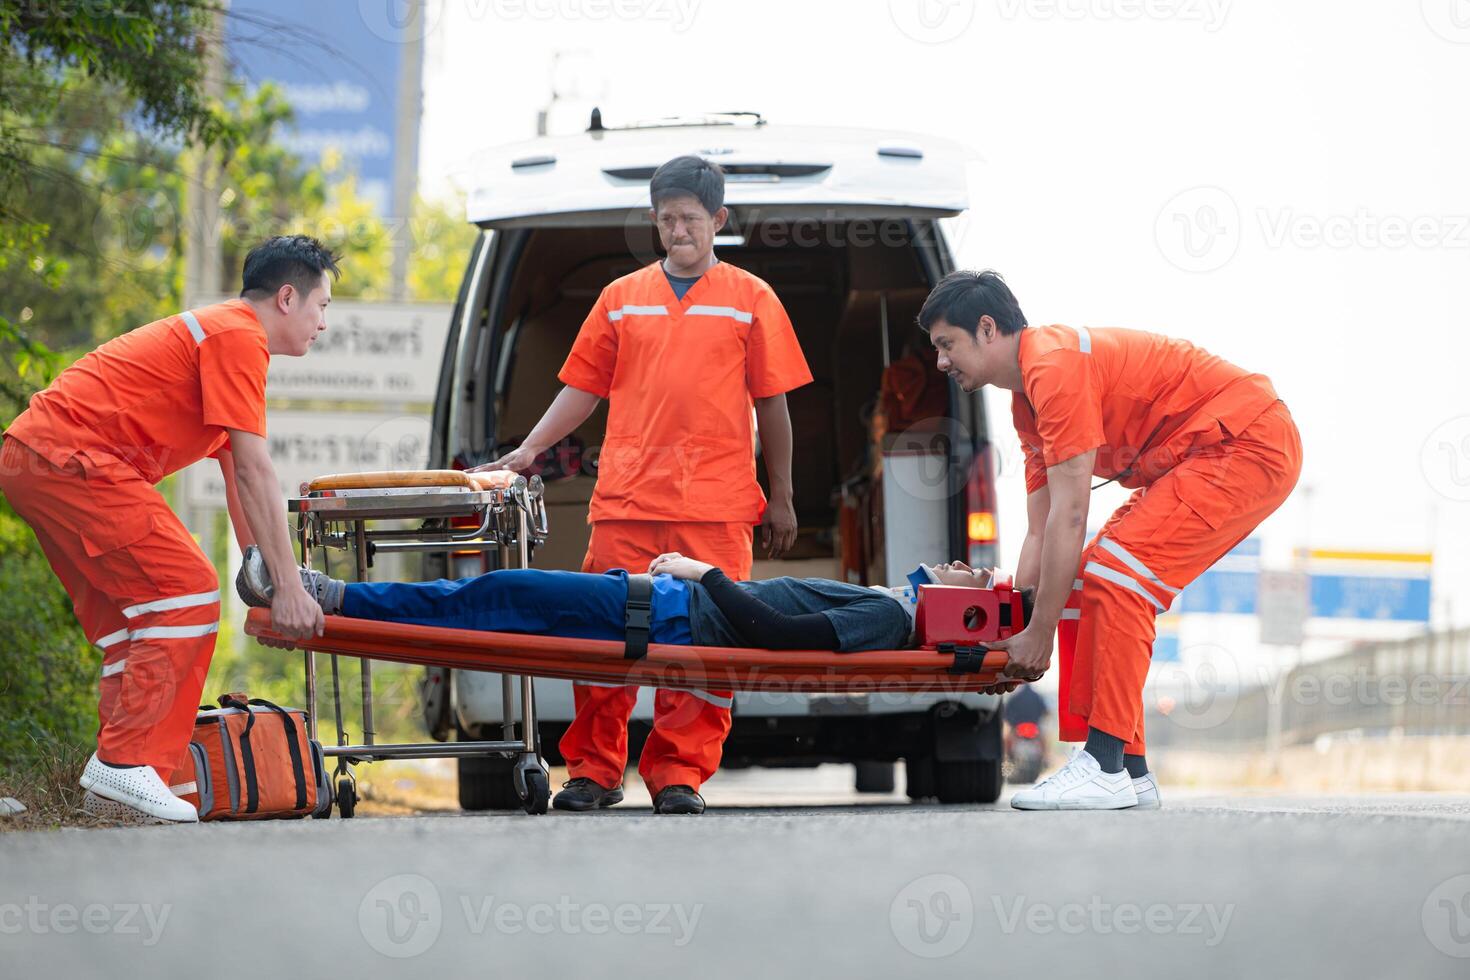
xmin=1310 ymin=574 xmax=1432 ymax=622
xmin=1178 ymin=570 xmax=1259 ymax=615
xmin=227 ymin=0 xmax=403 ymax=211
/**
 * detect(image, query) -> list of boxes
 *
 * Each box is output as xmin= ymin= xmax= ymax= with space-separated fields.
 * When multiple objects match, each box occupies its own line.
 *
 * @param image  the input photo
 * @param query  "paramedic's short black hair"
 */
xmin=240 ymin=235 xmax=341 ymax=300
xmin=650 ymin=156 xmax=724 ymax=215
xmin=917 ymin=270 xmax=1028 ymax=337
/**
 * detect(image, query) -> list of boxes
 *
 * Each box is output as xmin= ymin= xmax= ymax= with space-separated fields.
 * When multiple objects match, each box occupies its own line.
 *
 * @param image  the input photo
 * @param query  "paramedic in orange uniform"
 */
xmin=0 ymin=235 xmax=339 ymax=823
xmin=919 ymin=270 xmax=1302 ymax=811
xmin=477 ymin=156 xmax=813 ymax=814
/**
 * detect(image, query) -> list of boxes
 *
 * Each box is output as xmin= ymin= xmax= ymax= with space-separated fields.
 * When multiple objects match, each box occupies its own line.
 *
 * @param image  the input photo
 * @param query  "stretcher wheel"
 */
xmin=337 ymin=777 xmax=357 ymax=818
xmin=521 ymin=769 xmax=550 ymax=815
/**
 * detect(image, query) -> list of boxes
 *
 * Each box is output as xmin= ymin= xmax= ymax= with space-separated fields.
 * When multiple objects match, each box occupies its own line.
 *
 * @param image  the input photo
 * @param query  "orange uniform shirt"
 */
xmin=5 ymin=299 xmax=270 ymax=483
xmin=559 ymin=261 xmax=813 ymax=524
xmin=1011 ymin=325 xmax=1279 ymax=494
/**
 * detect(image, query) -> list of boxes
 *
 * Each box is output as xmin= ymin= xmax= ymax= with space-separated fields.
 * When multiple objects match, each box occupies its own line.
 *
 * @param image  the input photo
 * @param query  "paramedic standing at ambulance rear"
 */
xmin=0 ymin=235 xmax=338 ymax=823
xmin=477 ymin=156 xmax=813 ymax=815
xmin=919 ymin=270 xmax=1302 ymax=811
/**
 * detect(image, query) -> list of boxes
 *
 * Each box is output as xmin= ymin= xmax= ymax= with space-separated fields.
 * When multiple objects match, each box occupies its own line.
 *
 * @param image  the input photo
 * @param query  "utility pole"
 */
xmin=183 ymin=0 xmax=228 ymax=312
xmin=389 ymin=0 xmax=427 ymax=303
xmin=182 ymin=0 xmax=229 ymax=546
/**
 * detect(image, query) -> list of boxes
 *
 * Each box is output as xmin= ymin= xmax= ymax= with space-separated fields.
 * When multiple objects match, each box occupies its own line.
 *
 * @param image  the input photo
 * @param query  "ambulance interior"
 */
xmin=486 ymin=220 xmax=956 ymax=585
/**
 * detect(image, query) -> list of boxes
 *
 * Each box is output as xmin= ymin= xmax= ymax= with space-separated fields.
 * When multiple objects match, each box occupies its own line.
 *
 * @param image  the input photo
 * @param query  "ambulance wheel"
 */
xmin=459 ymin=754 xmax=521 ymax=811
xmin=521 ymin=769 xmax=550 ymax=815
xmin=337 ymin=778 xmax=357 ymax=818
xmin=934 ymin=758 xmax=1004 ymax=805
xmin=905 ymin=755 xmax=937 ymax=802
xmin=855 ymin=761 xmax=897 ymax=794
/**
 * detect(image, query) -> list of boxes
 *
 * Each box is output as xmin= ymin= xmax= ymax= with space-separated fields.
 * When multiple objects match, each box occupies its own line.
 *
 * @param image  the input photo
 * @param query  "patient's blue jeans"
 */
xmin=341 ymin=568 xmax=692 ymax=644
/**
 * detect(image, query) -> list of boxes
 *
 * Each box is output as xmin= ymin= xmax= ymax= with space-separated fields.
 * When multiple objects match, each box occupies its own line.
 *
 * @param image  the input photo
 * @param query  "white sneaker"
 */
xmin=1131 ymin=772 xmax=1162 ymax=810
xmin=79 ymin=754 xmax=198 ymax=823
xmin=81 ymin=790 xmax=173 ymax=824
xmin=1010 ymin=750 xmax=1137 ymax=811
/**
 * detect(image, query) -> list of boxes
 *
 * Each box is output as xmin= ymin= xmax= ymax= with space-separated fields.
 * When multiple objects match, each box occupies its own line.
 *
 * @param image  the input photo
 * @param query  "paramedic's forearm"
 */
xmin=754 ymin=394 xmax=794 ymax=500
xmin=1029 ymin=453 xmax=1093 ymax=635
xmin=1014 ymin=485 xmax=1051 ymax=590
xmin=217 ymin=450 xmax=256 ymax=551
xmin=1031 ymin=509 xmax=1086 ymax=635
xmin=228 ymin=429 xmax=322 ymax=640
xmin=1015 ymin=532 xmax=1043 ymax=590
xmin=232 ymin=454 xmax=303 ymax=594
xmin=523 ymin=385 xmax=601 ymax=455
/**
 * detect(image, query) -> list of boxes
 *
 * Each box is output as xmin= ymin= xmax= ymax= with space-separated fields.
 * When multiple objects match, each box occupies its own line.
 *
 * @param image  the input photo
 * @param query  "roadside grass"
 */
xmin=0 ymin=738 xmax=150 ymax=831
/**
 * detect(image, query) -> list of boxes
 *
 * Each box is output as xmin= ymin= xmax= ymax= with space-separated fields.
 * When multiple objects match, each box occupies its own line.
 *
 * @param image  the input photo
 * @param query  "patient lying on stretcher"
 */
xmin=237 ymin=547 xmax=1030 ymax=654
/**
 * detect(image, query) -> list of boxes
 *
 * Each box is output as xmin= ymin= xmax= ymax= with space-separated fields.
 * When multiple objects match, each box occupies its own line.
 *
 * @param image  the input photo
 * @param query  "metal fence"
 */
xmin=1142 ymin=628 xmax=1470 ymax=750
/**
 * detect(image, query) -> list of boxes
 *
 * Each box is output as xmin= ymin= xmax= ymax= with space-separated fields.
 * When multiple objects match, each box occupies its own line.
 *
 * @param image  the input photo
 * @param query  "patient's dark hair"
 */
xmin=917 ymin=269 xmax=1028 ymax=337
xmin=650 ymin=155 xmax=725 ymax=215
xmin=240 ymin=235 xmax=341 ymax=300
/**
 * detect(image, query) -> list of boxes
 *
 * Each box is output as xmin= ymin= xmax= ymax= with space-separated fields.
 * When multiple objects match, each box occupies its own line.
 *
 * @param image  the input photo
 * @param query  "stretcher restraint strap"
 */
xmin=624 ymin=573 xmax=653 ymax=660
xmin=940 ymin=643 xmax=992 ymax=674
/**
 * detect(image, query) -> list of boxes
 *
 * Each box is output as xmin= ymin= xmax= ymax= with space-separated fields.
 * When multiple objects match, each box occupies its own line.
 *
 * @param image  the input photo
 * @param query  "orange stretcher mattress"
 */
xmin=244 ymin=609 xmax=1012 ymax=694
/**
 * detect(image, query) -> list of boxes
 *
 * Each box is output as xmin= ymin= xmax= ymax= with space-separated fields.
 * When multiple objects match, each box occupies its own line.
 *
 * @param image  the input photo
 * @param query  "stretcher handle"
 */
xmin=307 ymin=470 xmax=476 ymax=492
xmin=468 ymin=470 xmax=519 ymax=491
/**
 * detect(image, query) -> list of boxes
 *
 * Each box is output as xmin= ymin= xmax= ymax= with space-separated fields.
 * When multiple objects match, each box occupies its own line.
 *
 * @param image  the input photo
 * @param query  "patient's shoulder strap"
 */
xmin=624 ymin=573 xmax=653 ymax=660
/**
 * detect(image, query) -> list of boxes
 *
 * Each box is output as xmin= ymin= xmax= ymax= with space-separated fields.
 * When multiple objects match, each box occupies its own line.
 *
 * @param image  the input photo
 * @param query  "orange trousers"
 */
xmin=1055 ymin=400 xmax=1303 ymax=753
xmin=558 ymin=519 xmax=753 ymax=795
xmin=0 ymin=437 xmax=220 ymax=783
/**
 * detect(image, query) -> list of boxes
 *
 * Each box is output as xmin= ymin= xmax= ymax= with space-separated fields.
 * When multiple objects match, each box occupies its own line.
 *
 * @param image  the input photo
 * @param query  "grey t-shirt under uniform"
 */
xmin=664 ymin=269 xmax=702 ymax=300
xmin=687 ymin=577 xmax=912 ymax=652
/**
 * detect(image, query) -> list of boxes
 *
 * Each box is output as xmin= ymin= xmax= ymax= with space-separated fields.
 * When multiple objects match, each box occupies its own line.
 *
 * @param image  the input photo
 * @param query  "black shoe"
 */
xmin=652 ymin=784 xmax=705 ymax=815
xmin=552 ymin=777 xmax=623 ymax=812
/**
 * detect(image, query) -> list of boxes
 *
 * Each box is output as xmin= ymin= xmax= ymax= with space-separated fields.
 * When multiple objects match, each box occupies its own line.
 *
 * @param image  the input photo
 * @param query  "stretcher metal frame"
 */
xmin=290 ymin=471 xmax=553 ymax=816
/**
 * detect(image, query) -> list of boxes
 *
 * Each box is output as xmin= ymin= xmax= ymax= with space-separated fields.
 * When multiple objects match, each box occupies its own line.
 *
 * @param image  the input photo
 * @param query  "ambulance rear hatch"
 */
xmin=465 ymin=117 xmax=972 ymax=228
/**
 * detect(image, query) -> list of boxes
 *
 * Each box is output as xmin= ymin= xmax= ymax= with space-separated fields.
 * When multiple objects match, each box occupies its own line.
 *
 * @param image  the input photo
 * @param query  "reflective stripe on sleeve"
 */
xmin=1076 ymin=325 xmax=1092 ymax=354
xmin=180 ymin=310 xmax=205 ymax=344
xmin=101 ymin=659 xmax=128 ymax=679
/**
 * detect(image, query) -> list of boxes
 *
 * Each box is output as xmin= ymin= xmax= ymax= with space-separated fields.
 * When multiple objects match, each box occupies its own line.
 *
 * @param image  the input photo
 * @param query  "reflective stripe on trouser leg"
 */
xmin=1074 ymin=556 xmax=1172 ymax=748
xmin=638 ymin=688 xmax=734 ymax=796
xmin=99 ymin=602 xmax=220 ymax=777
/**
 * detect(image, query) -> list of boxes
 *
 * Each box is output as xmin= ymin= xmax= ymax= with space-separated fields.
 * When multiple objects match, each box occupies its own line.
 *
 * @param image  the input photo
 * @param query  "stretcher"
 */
xmin=286 ymin=468 xmax=553 ymax=816
xmin=270 ymin=470 xmax=1020 ymax=817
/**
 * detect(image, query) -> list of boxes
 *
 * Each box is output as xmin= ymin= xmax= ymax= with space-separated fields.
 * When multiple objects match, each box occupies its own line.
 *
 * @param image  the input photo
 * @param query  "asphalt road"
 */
xmin=5 ymin=767 xmax=1470 ymax=978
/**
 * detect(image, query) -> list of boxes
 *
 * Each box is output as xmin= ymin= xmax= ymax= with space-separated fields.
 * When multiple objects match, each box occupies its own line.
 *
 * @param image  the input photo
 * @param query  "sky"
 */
xmin=403 ymin=0 xmax=1470 ymax=635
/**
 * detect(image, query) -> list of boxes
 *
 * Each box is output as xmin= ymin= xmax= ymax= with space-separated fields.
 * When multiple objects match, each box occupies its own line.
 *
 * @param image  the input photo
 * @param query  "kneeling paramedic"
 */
xmin=919 ymin=271 xmax=1302 ymax=811
xmin=0 ymin=236 xmax=340 ymax=823
xmin=474 ymin=157 xmax=813 ymax=815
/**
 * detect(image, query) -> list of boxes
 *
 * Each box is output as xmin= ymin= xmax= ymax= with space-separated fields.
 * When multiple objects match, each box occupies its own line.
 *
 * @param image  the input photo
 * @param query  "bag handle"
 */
xmin=214 ymin=694 xmax=308 ymax=813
